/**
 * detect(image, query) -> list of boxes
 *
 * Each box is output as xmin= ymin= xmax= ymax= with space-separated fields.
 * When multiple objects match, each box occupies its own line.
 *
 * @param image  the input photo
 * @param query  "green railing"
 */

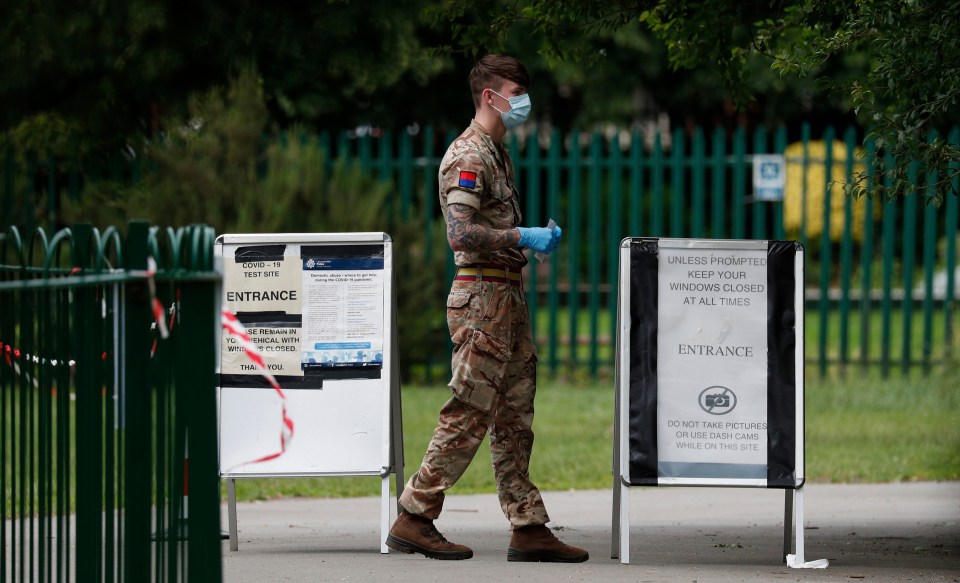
xmin=3 ymin=123 xmax=958 ymax=377
xmin=341 ymin=124 xmax=959 ymax=378
xmin=0 ymin=221 xmax=222 ymax=582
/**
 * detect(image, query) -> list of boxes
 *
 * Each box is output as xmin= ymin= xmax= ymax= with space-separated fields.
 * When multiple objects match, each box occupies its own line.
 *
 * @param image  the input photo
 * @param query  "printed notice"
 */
xmin=221 ymin=325 xmax=303 ymax=376
xmin=224 ymin=254 xmax=302 ymax=315
xmin=301 ymin=256 xmax=384 ymax=367
xmin=222 ymin=245 xmax=304 ymax=377
xmin=656 ymin=245 xmax=769 ymax=475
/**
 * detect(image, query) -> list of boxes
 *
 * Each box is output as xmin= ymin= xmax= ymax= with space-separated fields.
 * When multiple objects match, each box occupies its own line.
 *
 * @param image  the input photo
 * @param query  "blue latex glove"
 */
xmin=517 ymin=224 xmax=562 ymax=254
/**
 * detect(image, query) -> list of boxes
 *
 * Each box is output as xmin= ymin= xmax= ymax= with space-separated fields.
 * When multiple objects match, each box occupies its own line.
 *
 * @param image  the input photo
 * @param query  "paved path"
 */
xmin=221 ymin=481 xmax=960 ymax=582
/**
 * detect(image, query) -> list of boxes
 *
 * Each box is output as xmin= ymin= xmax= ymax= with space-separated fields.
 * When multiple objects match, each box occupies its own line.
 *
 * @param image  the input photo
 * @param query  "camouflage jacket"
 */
xmin=438 ymin=120 xmax=527 ymax=269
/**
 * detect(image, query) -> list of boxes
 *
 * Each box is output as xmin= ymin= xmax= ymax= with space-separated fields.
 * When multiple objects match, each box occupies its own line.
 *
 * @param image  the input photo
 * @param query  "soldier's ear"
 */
xmin=482 ymin=88 xmax=496 ymax=107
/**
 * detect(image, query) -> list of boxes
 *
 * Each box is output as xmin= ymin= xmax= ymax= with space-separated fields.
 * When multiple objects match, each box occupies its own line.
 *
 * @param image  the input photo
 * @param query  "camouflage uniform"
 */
xmin=398 ymin=120 xmax=549 ymax=528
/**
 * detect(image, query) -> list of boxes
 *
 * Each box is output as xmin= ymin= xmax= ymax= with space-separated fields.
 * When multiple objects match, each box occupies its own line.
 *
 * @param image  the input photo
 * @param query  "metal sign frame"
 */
xmin=612 ymin=237 xmax=818 ymax=567
xmin=215 ymin=232 xmax=404 ymax=554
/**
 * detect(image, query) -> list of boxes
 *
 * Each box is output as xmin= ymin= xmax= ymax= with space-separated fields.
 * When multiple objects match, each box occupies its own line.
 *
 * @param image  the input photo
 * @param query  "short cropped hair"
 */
xmin=469 ymin=55 xmax=530 ymax=109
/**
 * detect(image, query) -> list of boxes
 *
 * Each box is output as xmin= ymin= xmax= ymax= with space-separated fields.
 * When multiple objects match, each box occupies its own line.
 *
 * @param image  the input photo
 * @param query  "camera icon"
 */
xmin=705 ymin=394 xmax=730 ymax=408
xmin=698 ymin=386 xmax=737 ymax=415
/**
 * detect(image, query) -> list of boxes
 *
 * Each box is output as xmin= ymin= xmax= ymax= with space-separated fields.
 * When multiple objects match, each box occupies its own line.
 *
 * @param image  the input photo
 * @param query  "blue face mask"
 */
xmin=490 ymin=89 xmax=532 ymax=129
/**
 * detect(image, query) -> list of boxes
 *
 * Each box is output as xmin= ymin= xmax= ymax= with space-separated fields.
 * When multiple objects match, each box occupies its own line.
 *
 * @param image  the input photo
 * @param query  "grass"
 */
xmin=804 ymin=367 xmax=960 ymax=482
xmin=229 ymin=364 xmax=960 ymax=502
xmin=229 ymin=381 xmax=614 ymax=501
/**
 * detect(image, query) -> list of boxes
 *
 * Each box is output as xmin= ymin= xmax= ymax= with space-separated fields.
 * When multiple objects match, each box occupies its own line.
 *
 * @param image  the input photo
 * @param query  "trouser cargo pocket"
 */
xmin=446 ymin=284 xmax=513 ymax=412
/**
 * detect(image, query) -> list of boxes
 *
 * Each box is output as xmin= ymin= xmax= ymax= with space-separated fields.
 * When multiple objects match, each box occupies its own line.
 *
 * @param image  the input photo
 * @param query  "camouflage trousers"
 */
xmin=398 ymin=279 xmax=549 ymax=528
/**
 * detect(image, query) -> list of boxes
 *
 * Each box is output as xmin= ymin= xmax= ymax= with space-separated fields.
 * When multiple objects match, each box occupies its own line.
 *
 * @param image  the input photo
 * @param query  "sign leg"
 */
xmin=381 ymin=476 xmax=390 ymax=553
xmin=611 ymin=378 xmax=621 ymax=560
xmin=619 ymin=482 xmax=630 ymax=564
xmin=611 ymin=474 xmax=621 ymax=559
xmin=794 ymin=485 xmax=805 ymax=564
xmin=227 ymin=478 xmax=239 ymax=552
xmin=783 ymin=489 xmax=794 ymax=562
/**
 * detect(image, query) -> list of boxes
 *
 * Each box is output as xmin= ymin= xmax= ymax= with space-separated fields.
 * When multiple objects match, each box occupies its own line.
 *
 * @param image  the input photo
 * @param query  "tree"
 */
xmin=0 ymin=0 xmax=449 ymax=154
xmin=433 ymin=0 xmax=960 ymax=203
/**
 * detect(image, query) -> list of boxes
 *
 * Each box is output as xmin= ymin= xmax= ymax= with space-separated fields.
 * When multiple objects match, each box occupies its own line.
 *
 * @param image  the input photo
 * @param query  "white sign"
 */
xmin=753 ymin=154 xmax=786 ymax=201
xmin=301 ymin=257 xmax=385 ymax=367
xmin=224 ymin=255 xmax=302 ymax=314
xmin=221 ymin=325 xmax=303 ymax=376
xmin=656 ymin=244 xmax=769 ymax=478
xmin=222 ymin=247 xmax=304 ymax=377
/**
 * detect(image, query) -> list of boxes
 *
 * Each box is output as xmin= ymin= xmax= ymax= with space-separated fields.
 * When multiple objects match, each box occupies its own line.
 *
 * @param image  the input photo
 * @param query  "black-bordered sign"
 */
xmin=615 ymin=238 xmax=804 ymax=487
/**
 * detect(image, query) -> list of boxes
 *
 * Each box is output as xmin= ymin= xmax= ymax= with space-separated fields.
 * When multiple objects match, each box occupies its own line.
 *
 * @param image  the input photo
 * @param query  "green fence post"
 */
xmin=359 ymin=132 xmax=372 ymax=172
xmin=567 ymin=130 xmax=582 ymax=371
xmin=921 ymin=132 xmax=939 ymax=371
xmin=124 ymin=221 xmax=152 ymax=582
xmin=732 ymin=127 xmax=747 ymax=239
xmin=629 ymin=130 xmax=644 ymax=237
xmin=73 ymin=223 xmax=106 ymax=583
xmin=608 ymin=132 xmax=623 ymax=364
xmin=55 ymin=228 xmax=73 ymax=583
xmin=880 ymin=155 xmax=897 ymax=378
xmin=547 ymin=129 xmax=562 ymax=374
xmin=946 ymin=128 xmax=960 ymax=356
xmin=651 ymin=132 xmax=664 ymax=236
xmin=773 ymin=126 xmax=787 ymax=240
xmin=860 ymin=139 xmax=878 ymax=368
xmin=15 ymin=227 xmax=37 ymax=583
xmin=752 ymin=125 xmax=767 ymax=240
xmin=588 ymin=131 xmax=602 ymax=376
xmin=691 ymin=127 xmax=705 ymax=238
xmin=337 ymin=130 xmax=351 ymax=162
xmin=379 ymin=131 xmax=395 ymax=221
xmin=901 ymin=160 xmax=919 ymax=375
xmin=711 ymin=128 xmax=726 ymax=238
xmin=800 ymin=124 xmax=811 ymax=250
xmin=526 ymin=128 xmax=542 ymax=327
xmin=670 ymin=127 xmax=685 ymax=238
xmin=443 ymin=129 xmax=459 ymax=376
xmin=2 ymin=149 xmax=13 ymax=228
xmin=817 ymin=128 xmax=835 ymax=377
xmin=0 ymin=227 xmax=22 ymax=581
xmin=422 ymin=127 xmax=438 ymax=382
xmin=180 ymin=226 xmax=223 ymax=582
xmin=839 ymin=127 xmax=857 ymax=368
xmin=400 ymin=131 xmax=413 ymax=221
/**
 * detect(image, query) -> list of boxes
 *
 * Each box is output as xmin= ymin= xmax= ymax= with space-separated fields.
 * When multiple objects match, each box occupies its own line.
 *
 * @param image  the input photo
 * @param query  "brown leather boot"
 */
xmin=508 ymin=524 xmax=589 ymax=563
xmin=386 ymin=512 xmax=473 ymax=560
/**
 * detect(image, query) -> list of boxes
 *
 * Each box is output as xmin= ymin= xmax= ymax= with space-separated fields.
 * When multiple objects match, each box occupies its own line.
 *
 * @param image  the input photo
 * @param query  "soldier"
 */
xmin=386 ymin=54 xmax=588 ymax=563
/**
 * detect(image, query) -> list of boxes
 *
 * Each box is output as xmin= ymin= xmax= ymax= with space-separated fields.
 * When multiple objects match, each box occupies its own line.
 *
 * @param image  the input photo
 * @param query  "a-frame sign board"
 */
xmin=612 ymin=238 xmax=825 ymax=569
xmin=215 ymin=232 xmax=404 ymax=553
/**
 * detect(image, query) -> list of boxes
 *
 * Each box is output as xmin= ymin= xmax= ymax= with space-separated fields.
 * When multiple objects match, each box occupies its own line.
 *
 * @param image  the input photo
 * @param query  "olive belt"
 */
xmin=454 ymin=264 xmax=522 ymax=287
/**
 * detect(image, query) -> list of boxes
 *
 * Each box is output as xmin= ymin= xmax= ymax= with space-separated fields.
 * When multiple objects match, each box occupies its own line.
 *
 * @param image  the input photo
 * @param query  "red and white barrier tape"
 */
xmin=146 ymin=257 xmax=169 ymax=339
xmin=0 ymin=341 xmax=75 ymax=391
xmin=221 ymin=309 xmax=295 ymax=465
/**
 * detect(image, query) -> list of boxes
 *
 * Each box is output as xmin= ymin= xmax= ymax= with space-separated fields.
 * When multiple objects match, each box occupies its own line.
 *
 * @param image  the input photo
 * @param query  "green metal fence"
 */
xmin=340 ymin=124 xmax=960 ymax=378
xmin=2 ymin=123 xmax=958 ymax=377
xmin=0 ymin=221 xmax=222 ymax=582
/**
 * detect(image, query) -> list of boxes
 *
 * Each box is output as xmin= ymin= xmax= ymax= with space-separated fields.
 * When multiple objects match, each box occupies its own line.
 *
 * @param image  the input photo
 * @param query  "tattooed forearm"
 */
xmin=446 ymin=203 xmax=521 ymax=251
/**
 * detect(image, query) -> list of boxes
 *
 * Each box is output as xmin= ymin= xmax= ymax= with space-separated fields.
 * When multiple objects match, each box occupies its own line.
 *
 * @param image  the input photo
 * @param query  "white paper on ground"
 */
xmin=786 ymin=555 xmax=829 ymax=569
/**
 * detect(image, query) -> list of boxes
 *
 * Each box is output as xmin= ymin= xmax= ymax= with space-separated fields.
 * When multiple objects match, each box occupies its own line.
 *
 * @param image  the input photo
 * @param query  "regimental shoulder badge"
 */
xmin=458 ymin=170 xmax=477 ymax=189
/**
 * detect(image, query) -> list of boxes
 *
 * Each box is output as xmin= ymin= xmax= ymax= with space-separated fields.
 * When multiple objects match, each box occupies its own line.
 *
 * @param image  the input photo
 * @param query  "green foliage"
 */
xmin=0 ymin=0 xmax=450 ymax=150
xmin=437 ymin=0 xmax=960 ymax=202
xmin=4 ymin=113 xmax=91 ymax=162
xmin=61 ymin=69 xmax=448 ymax=379
xmin=771 ymin=1 xmax=960 ymax=204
